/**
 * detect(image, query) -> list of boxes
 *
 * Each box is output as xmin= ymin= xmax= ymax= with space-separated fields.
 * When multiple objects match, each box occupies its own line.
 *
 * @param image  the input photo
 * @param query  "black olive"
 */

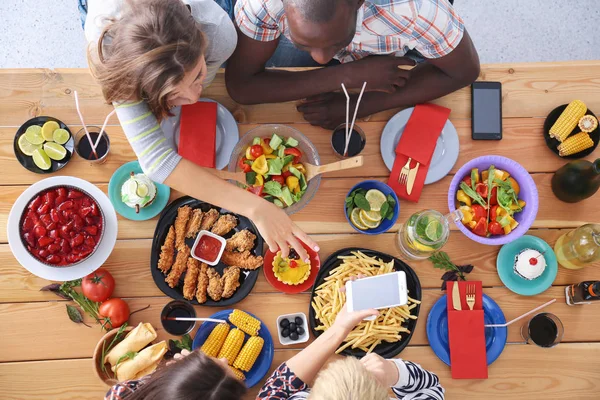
xmin=290 ymin=332 xmax=299 ymax=341
xmin=297 ymin=326 xmax=305 ymax=336
xmin=289 ymin=322 xmax=297 ymax=331
xmin=280 ymin=319 xmax=290 ymax=328
xmin=282 ymin=328 xmax=290 ymax=338
xmin=295 ymin=317 xmax=303 ymax=326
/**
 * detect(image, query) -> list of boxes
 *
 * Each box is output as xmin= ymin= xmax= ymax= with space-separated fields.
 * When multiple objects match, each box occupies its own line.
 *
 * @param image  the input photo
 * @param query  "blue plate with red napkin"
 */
xmin=426 ymin=282 xmax=507 ymax=374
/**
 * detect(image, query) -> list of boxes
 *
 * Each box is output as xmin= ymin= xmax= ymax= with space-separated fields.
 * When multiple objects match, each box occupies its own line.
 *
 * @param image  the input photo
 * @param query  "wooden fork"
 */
xmin=466 ymin=283 xmax=476 ymax=311
xmin=398 ymin=158 xmax=412 ymax=185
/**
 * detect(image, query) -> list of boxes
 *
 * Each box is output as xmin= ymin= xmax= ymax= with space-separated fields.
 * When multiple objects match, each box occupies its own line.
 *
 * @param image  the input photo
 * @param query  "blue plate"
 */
xmin=108 ymin=161 xmax=170 ymax=221
xmin=344 ymin=180 xmax=400 ymax=235
xmin=496 ymin=235 xmax=558 ymax=296
xmin=426 ymin=294 xmax=507 ymax=366
xmin=192 ymin=309 xmax=274 ymax=388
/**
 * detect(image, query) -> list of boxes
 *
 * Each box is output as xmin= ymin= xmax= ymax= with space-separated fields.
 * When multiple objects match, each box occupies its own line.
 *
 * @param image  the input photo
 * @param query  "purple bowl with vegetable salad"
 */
xmin=448 ymin=155 xmax=539 ymax=245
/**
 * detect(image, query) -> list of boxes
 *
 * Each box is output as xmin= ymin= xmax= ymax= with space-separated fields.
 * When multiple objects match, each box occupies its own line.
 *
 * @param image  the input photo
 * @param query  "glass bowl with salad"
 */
xmin=228 ymin=124 xmax=321 ymax=215
xmin=447 ymin=155 xmax=539 ymax=245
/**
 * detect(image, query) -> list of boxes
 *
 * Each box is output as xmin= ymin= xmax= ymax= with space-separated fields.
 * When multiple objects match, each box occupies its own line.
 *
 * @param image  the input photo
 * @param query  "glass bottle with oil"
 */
xmin=554 ymin=224 xmax=600 ymax=269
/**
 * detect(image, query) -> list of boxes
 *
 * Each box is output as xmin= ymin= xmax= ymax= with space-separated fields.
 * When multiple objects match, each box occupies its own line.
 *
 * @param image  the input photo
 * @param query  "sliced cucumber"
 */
xmin=277 ymin=145 xmax=286 ymax=158
xmin=281 ymin=186 xmax=294 ymax=206
xmin=285 ymin=137 xmax=299 ymax=147
xmin=269 ymin=133 xmax=283 ymax=150
xmin=299 ymin=173 xmax=308 ymax=191
xmin=288 ymin=166 xmax=302 ymax=180
xmin=273 ymin=198 xmax=285 ymax=208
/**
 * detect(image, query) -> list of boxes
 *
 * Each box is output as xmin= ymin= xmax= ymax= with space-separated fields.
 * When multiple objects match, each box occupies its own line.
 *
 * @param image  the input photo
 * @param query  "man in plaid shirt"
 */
xmin=225 ymin=0 xmax=479 ymax=128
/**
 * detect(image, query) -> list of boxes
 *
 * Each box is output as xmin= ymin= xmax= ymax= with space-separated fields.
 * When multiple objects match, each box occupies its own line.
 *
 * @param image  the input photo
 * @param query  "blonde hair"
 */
xmin=309 ymin=357 xmax=389 ymax=400
xmin=88 ymin=0 xmax=206 ymax=121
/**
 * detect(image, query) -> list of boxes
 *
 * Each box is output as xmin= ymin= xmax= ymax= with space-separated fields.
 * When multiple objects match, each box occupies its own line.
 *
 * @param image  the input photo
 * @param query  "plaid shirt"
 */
xmin=235 ymin=0 xmax=464 ymax=63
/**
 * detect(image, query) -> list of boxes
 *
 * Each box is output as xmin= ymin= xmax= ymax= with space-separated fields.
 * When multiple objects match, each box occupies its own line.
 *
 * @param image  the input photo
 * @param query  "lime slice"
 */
xmin=365 ymin=189 xmax=387 ymax=212
xmin=410 ymin=239 xmax=435 ymax=253
xmin=360 ymin=209 xmax=382 ymax=223
xmin=350 ymin=208 xmax=369 ymax=230
xmin=52 ymin=128 xmax=70 ymax=145
xmin=43 ymin=142 xmax=67 ymax=161
xmin=136 ymin=183 xmax=149 ymax=197
xmin=359 ymin=210 xmax=381 ymax=229
xmin=425 ymin=220 xmax=443 ymax=242
xmin=18 ymin=134 xmax=42 ymax=156
xmin=24 ymin=125 xmax=44 ymax=145
xmin=32 ymin=149 xmax=51 ymax=170
xmin=42 ymin=121 xmax=60 ymax=141
xmin=126 ymin=180 xmax=138 ymax=195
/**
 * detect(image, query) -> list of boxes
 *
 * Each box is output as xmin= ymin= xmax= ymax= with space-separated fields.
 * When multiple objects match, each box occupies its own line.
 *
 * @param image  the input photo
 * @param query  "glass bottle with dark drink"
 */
xmin=551 ymin=159 xmax=600 ymax=203
xmin=566 ymin=281 xmax=600 ymax=305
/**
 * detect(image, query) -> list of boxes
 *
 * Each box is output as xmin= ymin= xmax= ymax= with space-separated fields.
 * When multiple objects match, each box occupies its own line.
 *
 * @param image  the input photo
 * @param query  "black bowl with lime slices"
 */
xmin=14 ymin=117 xmax=74 ymax=174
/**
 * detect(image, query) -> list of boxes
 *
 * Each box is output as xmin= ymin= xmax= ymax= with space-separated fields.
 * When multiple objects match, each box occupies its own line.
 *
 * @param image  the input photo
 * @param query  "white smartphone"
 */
xmin=345 ymin=271 xmax=408 ymax=321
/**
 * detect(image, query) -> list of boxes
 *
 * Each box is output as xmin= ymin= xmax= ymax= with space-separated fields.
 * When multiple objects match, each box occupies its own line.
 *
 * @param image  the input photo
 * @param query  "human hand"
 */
xmin=166 ymin=349 xmax=191 ymax=366
xmin=297 ymin=92 xmax=356 ymax=129
xmin=345 ymin=56 xmax=416 ymax=93
xmin=250 ymin=200 xmax=319 ymax=262
xmin=360 ymin=353 xmax=399 ymax=387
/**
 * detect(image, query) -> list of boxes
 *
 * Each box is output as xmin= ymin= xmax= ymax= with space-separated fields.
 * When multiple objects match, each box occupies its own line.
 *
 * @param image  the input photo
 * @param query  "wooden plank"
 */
xmin=1 ymin=62 xmax=599 ymax=127
xmin=3 ymin=229 xmax=600 ymax=303
xmin=2 ymin=343 xmax=599 ymax=400
xmin=0 ymin=286 xmax=595 ymax=362
xmin=2 ymin=173 xmax=598 ymax=243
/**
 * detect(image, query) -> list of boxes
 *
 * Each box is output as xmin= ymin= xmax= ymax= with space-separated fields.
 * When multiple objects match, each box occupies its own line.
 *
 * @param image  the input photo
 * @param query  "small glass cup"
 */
xmin=331 ymin=123 xmax=366 ymax=159
xmin=521 ymin=312 xmax=564 ymax=348
xmin=75 ymin=126 xmax=110 ymax=164
xmin=161 ymin=300 xmax=196 ymax=336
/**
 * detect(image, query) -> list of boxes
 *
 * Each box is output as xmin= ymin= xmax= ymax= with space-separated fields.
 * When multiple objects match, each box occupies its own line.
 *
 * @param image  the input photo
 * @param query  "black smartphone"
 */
xmin=471 ymin=81 xmax=502 ymax=140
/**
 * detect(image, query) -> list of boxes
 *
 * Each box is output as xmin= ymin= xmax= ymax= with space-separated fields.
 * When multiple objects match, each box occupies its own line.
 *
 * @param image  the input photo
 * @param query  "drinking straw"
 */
xmin=484 ymin=298 xmax=556 ymax=328
xmin=162 ymin=317 xmax=226 ymax=323
xmin=344 ymin=82 xmax=367 ymax=156
xmin=341 ymin=83 xmax=350 ymax=155
xmin=94 ymin=109 xmax=117 ymax=150
xmin=73 ymin=90 xmax=99 ymax=159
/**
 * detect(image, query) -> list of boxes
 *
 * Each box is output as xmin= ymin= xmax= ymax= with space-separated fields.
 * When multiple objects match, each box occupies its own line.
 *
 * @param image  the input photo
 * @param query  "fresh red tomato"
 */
xmin=471 ymin=204 xmax=486 ymax=220
xmin=475 ymin=182 xmax=488 ymax=199
xmin=284 ymin=148 xmax=302 ymax=164
xmin=99 ymin=298 xmax=130 ymax=329
xmin=462 ymin=176 xmax=472 ymax=187
xmin=489 ymin=221 xmax=503 ymax=235
xmin=282 ymin=171 xmax=293 ymax=179
xmin=264 ymin=138 xmax=271 ymax=148
xmin=238 ymin=157 xmax=252 ymax=173
xmin=271 ymin=175 xmax=285 ymax=185
xmin=247 ymin=186 xmax=263 ymax=196
xmin=490 ymin=205 xmax=499 ymax=221
xmin=250 ymin=144 xmax=264 ymax=159
xmin=472 ymin=217 xmax=488 ymax=237
xmin=490 ymin=186 xmax=498 ymax=205
xmin=81 ymin=268 xmax=115 ymax=302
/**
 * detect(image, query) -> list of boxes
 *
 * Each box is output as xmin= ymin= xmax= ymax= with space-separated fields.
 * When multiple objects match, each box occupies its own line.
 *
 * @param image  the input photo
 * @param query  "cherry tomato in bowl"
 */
xmin=99 ymin=298 xmax=130 ymax=329
xmin=81 ymin=268 xmax=115 ymax=302
xmin=250 ymin=145 xmax=264 ymax=159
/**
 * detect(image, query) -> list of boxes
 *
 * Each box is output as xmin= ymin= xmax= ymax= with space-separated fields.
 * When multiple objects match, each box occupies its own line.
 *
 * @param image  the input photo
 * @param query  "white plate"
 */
xmin=380 ymin=107 xmax=460 ymax=184
xmin=168 ymin=99 xmax=239 ymax=170
xmin=7 ymin=176 xmax=118 ymax=281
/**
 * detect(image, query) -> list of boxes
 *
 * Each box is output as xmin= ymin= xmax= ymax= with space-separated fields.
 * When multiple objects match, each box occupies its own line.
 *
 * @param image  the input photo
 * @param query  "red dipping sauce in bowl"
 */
xmin=191 ymin=230 xmax=226 ymax=266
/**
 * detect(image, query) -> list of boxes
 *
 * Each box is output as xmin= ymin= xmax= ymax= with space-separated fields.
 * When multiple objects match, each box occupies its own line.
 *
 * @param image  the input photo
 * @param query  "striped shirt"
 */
xmin=257 ymin=361 xmax=445 ymax=399
xmin=235 ymin=0 xmax=464 ymax=63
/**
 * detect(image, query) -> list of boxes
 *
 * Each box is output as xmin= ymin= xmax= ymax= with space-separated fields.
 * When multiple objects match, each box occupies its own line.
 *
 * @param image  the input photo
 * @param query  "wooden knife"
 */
xmin=452 ymin=281 xmax=462 ymax=310
xmin=406 ymin=162 xmax=420 ymax=195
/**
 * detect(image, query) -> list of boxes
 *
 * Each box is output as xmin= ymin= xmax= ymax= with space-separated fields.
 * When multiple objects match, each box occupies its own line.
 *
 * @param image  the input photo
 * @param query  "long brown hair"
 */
xmin=124 ymin=351 xmax=247 ymax=400
xmin=88 ymin=0 xmax=206 ymax=121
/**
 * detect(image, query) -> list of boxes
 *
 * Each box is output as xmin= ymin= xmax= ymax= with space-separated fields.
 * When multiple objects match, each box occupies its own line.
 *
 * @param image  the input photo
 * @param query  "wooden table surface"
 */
xmin=1 ymin=61 xmax=599 ymax=399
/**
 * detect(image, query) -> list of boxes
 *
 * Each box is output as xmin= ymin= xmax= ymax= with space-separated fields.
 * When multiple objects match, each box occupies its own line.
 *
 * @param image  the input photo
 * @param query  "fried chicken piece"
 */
xmin=196 ymin=263 xmax=209 ymax=304
xmin=200 ymin=208 xmax=220 ymax=231
xmin=165 ymin=246 xmax=190 ymax=288
xmin=221 ymin=266 xmax=241 ymax=299
xmin=221 ymin=250 xmax=263 ymax=270
xmin=174 ymin=206 xmax=192 ymax=250
xmin=158 ymin=226 xmax=176 ymax=274
xmin=206 ymin=267 xmax=224 ymax=302
xmin=185 ymin=209 xmax=204 ymax=239
xmin=211 ymin=214 xmax=238 ymax=236
xmin=225 ymin=230 xmax=256 ymax=252
xmin=182 ymin=258 xmax=201 ymax=300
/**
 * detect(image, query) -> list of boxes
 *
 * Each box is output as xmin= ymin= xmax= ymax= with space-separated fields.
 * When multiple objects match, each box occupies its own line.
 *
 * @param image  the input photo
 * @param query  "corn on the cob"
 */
xmin=217 ymin=328 xmax=245 ymax=365
xmin=229 ymin=367 xmax=246 ymax=381
xmin=579 ymin=115 xmax=598 ymax=133
xmin=229 ymin=310 xmax=261 ymax=336
xmin=200 ymin=323 xmax=230 ymax=357
xmin=557 ymin=132 xmax=594 ymax=156
xmin=550 ymin=100 xmax=587 ymax=142
xmin=233 ymin=336 xmax=264 ymax=372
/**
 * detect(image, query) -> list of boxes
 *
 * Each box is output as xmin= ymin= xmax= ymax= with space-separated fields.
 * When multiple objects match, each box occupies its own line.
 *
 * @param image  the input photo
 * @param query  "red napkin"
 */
xmin=387 ymin=104 xmax=450 ymax=202
xmin=446 ymin=281 xmax=487 ymax=379
xmin=178 ymin=101 xmax=218 ymax=168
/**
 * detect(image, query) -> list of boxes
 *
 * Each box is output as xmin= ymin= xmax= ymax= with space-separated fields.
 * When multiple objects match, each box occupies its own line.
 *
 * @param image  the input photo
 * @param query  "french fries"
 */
xmin=311 ymin=251 xmax=420 ymax=354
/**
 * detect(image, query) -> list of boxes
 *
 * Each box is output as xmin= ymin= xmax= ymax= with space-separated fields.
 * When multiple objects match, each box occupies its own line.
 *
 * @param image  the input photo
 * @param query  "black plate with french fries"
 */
xmin=150 ymin=196 xmax=263 ymax=306
xmin=308 ymin=248 xmax=421 ymax=359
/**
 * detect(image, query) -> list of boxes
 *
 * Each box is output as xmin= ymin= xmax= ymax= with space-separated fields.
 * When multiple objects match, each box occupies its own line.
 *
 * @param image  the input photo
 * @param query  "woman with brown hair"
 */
xmin=84 ymin=0 xmax=317 ymax=261
xmin=104 ymin=350 xmax=247 ymax=400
